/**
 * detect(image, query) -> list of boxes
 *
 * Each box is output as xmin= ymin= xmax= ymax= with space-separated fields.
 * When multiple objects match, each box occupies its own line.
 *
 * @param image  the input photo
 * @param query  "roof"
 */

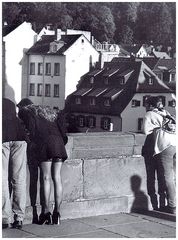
xmin=87 ymin=88 xmax=108 ymax=97
xmin=73 ymin=88 xmax=93 ymax=96
xmin=27 ymin=34 xmax=82 ymax=55
xmin=142 ymin=58 xmax=159 ymax=70
xmin=120 ymin=44 xmax=142 ymax=54
xmin=152 ymin=51 xmax=171 ymax=59
xmin=154 ymin=58 xmax=176 ymax=71
xmin=88 ymin=69 xmax=103 ymax=77
xmin=66 ymin=59 xmax=173 ymax=116
xmin=103 ymin=88 xmax=123 ymax=100
xmin=102 ymin=67 xmax=120 ymax=77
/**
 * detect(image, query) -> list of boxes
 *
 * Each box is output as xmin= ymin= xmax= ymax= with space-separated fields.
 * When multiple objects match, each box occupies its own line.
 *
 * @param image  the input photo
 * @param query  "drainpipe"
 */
xmin=42 ymin=55 xmax=45 ymax=106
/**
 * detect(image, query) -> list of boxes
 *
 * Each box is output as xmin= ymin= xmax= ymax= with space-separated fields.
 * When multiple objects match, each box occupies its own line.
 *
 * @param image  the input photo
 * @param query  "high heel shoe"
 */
xmin=38 ymin=212 xmax=52 ymax=225
xmin=52 ymin=212 xmax=61 ymax=225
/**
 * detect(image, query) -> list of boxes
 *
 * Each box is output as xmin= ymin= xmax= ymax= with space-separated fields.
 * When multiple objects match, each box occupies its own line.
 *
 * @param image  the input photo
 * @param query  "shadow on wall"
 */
xmin=130 ymin=174 xmax=149 ymax=213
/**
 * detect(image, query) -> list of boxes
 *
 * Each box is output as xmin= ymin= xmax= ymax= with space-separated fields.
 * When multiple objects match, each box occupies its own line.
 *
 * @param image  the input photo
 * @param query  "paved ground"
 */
xmin=2 ymin=211 xmax=176 ymax=238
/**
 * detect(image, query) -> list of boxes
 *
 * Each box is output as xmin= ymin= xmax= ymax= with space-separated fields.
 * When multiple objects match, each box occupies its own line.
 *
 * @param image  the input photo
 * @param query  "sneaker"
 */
xmin=11 ymin=221 xmax=23 ymax=229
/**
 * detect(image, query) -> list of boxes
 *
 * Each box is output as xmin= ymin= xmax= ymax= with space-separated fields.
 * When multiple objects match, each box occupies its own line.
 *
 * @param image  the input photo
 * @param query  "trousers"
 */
xmin=2 ymin=141 xmax=27 ymax=224
xmin=154 ymin=146 xmax=176 ymax=208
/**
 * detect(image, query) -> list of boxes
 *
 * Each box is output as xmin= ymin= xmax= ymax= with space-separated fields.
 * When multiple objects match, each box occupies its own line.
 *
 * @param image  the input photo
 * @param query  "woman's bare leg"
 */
xmin=52 ymin=161 xmax=63 ymax=212
xmin=40 ymin=161 xmax=52 ymax=213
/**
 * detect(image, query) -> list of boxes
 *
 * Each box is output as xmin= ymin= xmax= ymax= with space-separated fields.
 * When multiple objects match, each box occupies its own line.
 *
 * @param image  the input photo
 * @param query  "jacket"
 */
xmin=2 ymin=98 xmax=29 ymax=143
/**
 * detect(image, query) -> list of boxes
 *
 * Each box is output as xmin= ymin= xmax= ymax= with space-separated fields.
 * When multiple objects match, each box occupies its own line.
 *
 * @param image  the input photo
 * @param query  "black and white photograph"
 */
xmin=2 ymin=1 xmax=176 ymax=238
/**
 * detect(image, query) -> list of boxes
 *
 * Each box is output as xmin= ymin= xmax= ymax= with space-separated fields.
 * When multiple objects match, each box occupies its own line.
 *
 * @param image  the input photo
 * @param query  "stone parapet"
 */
xmin=25 ymin=132 xmax=151 ymax=223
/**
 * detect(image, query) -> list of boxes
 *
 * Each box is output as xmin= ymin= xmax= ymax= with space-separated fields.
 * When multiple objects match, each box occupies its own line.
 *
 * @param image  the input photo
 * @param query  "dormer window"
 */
xmin=168 ymin=100 xmax=176 ymax=107
xmin=104 ymin=99 xmax=111 ymax=106
xmin=120 ymin=78 xmax=125 ymax=85
xmin=75 ymin=97 xmax=81 ymax=105
xmin=89 ymin=97 xmax=96 ymax=106
xmin=90 ymin=77 xmax=94 ymax=84
xmin=148 ymin=77 xmax=153 ymax=85
xmin=104 ymin=78 xmax=109 ymax=85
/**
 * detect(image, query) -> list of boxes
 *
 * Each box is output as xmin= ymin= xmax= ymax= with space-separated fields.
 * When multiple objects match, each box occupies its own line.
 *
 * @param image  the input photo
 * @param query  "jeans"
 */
xmin=155 ymin=146 xmax=176 ymax=208
xmin=2 ymin=141 xmax=27 ymax=224
xmin=144 ymin=155 xmax=167 ymax=209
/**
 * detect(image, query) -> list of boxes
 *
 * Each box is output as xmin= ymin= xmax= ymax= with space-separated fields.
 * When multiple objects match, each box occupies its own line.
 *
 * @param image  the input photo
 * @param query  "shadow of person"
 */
xmin=130 ymin=175 xmax=149 ymax=213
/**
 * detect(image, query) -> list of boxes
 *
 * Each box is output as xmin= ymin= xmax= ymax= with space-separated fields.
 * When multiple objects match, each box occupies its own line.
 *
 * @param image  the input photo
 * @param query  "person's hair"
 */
xmin=17 ymin=98 xmax=33 ymax=108
xmin=145 ymin=96 xmax=162 ymax=108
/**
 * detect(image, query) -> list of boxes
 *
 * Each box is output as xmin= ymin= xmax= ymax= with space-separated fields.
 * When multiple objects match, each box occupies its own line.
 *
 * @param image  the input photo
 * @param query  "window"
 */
xmin=168 ymin=100 xmax=176 ymax=107
xmin=132 ymin=100 xmax=140 ymax=107
xmin=148 ymin=77 xmax=153 ymax=85
xmin=143 ymin=95 xmax=151 ymax=106
xmin=75 ymin=97 xmax=81 ymax=104
xmin=104 ymin=78 xmax=109 ymax=85
xmin=37 ymin=83 xmax=42 ymax=96
xmin=45 ymin=63 xmax=51 ymax=75
xmin=86 ymin=116 xmax=96 ymax=128
xmin=54 ymin=63 xmax=60 ymax=76
xmin=101 ymin=117 xmax=111 ymax=130
xmin=54 ymin=84 xmax=59 ymax=97
xmin=30 ymin=63 xmax=35 ymax=75
xmin=81 ymin=39 xmax=84 ymax=44
xmin=90 ymin=77 xmax=94 ymax=84
xmin=29 ymin=83 xmax=35 ymax=96
xmin=38 ymin=63 xmax=43 ymax=75
xmin=53 ymin=45 xmax=57 ymax=52
xmin=77 ymin=115 xmax=85 ymax=127
xmin=120 ymin=77 xmax=125 ymax=85
xmin=171 ymin=73 xmax=176 ymax=82
xmin=157 ymin=95 xmax=166 ymax=106
xmin=104 ymin=99 xmax=111 ymax=106
xmin=156 ymin=73 xmax=162 ymax=80
xmin=89 ymin=98 xmax=96 ymax=106
xmin=138 ymin=118 xmax=143 ymax=132
xmin=45 ymin=84 xmax=51 ymax=97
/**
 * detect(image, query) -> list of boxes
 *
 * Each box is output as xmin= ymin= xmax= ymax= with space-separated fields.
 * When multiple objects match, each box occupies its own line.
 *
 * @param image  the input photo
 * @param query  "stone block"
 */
xmin=60 ymin=196 xmax=128 ymax=219
xmin=72 ymin=133 xmax=134 ymax=149
xmin=62 ymin=159 xmax=83 ymax=201
xmin=72 ymin=146 xmax=134 ymax=159
xmin=83 ymin=157 xmax=147 ymax=199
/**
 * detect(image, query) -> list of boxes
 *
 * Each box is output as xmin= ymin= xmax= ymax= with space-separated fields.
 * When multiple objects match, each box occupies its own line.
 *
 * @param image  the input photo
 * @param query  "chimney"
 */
xmin=56 ymin=29 xmax=62 ymax=40
xmin=33 ymin=34 xmax=38 ymax=44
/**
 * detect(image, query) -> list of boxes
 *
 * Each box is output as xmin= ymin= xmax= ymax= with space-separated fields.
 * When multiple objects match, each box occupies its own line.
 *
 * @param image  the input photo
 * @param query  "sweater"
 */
xmin=143 ymin=108 xmax=176 ymax=155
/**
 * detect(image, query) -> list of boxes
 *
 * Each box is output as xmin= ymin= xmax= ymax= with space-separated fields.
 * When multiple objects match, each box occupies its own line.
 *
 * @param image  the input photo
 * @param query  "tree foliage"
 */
xmin=2 ymin=2 xmax=175 ymax=48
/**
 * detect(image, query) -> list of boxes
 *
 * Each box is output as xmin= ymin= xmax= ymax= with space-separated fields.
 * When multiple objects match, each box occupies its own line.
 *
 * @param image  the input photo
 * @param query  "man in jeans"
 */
xmin=2 ymin=98 xmax=28 ymax=229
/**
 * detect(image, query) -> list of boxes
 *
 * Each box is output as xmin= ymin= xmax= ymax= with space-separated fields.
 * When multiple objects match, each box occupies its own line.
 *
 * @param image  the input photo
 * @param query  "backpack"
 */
xmin=153 ymin=109 xmax=176 ymax=134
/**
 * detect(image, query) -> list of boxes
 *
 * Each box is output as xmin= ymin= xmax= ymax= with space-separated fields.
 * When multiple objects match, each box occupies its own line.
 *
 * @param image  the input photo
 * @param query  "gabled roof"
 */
xmin=88 ymin=69 xmax=103 ymax=77
xmin=102 ymin=67 xmax=120 ymax=77
xmin=154 ymin=58 xmax=176 ymax=71
xmin=27 ymin=34 xmax=82 ymax=55
xmin=73 ymin=88 xmax=93 ymax=96
xmin=142 ymin=58 xmax=159 ymax=70
xmin=152 ymin=51 xmax=171 ymax=59
xmin=66 ymin=59 xmax=173 ymax=116
xmin=87 ymin=88 xmax=108 ymax=97
xmin=119 ymin=44 xmax=143 ymax=54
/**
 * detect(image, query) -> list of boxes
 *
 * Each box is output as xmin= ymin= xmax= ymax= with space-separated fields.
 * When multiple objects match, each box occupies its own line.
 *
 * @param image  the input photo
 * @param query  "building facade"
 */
xmin=3 ymin=21 xmax=37 ymax=103
xmin=65 ymin=58 xmax=175 ymax=133
xmin=21 ymin=33 xmax=99 ymax=109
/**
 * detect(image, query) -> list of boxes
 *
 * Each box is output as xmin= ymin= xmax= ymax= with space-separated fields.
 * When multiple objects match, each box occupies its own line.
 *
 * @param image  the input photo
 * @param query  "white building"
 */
xmin=3 ymin=21 xmax=37 ymax=103
xmin=21 ymin=32 xmax=99 ymax=109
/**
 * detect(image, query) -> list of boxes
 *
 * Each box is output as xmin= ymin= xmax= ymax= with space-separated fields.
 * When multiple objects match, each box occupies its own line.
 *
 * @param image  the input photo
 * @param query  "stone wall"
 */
xmin=25 ymin=132 xmax=152 ymax=223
